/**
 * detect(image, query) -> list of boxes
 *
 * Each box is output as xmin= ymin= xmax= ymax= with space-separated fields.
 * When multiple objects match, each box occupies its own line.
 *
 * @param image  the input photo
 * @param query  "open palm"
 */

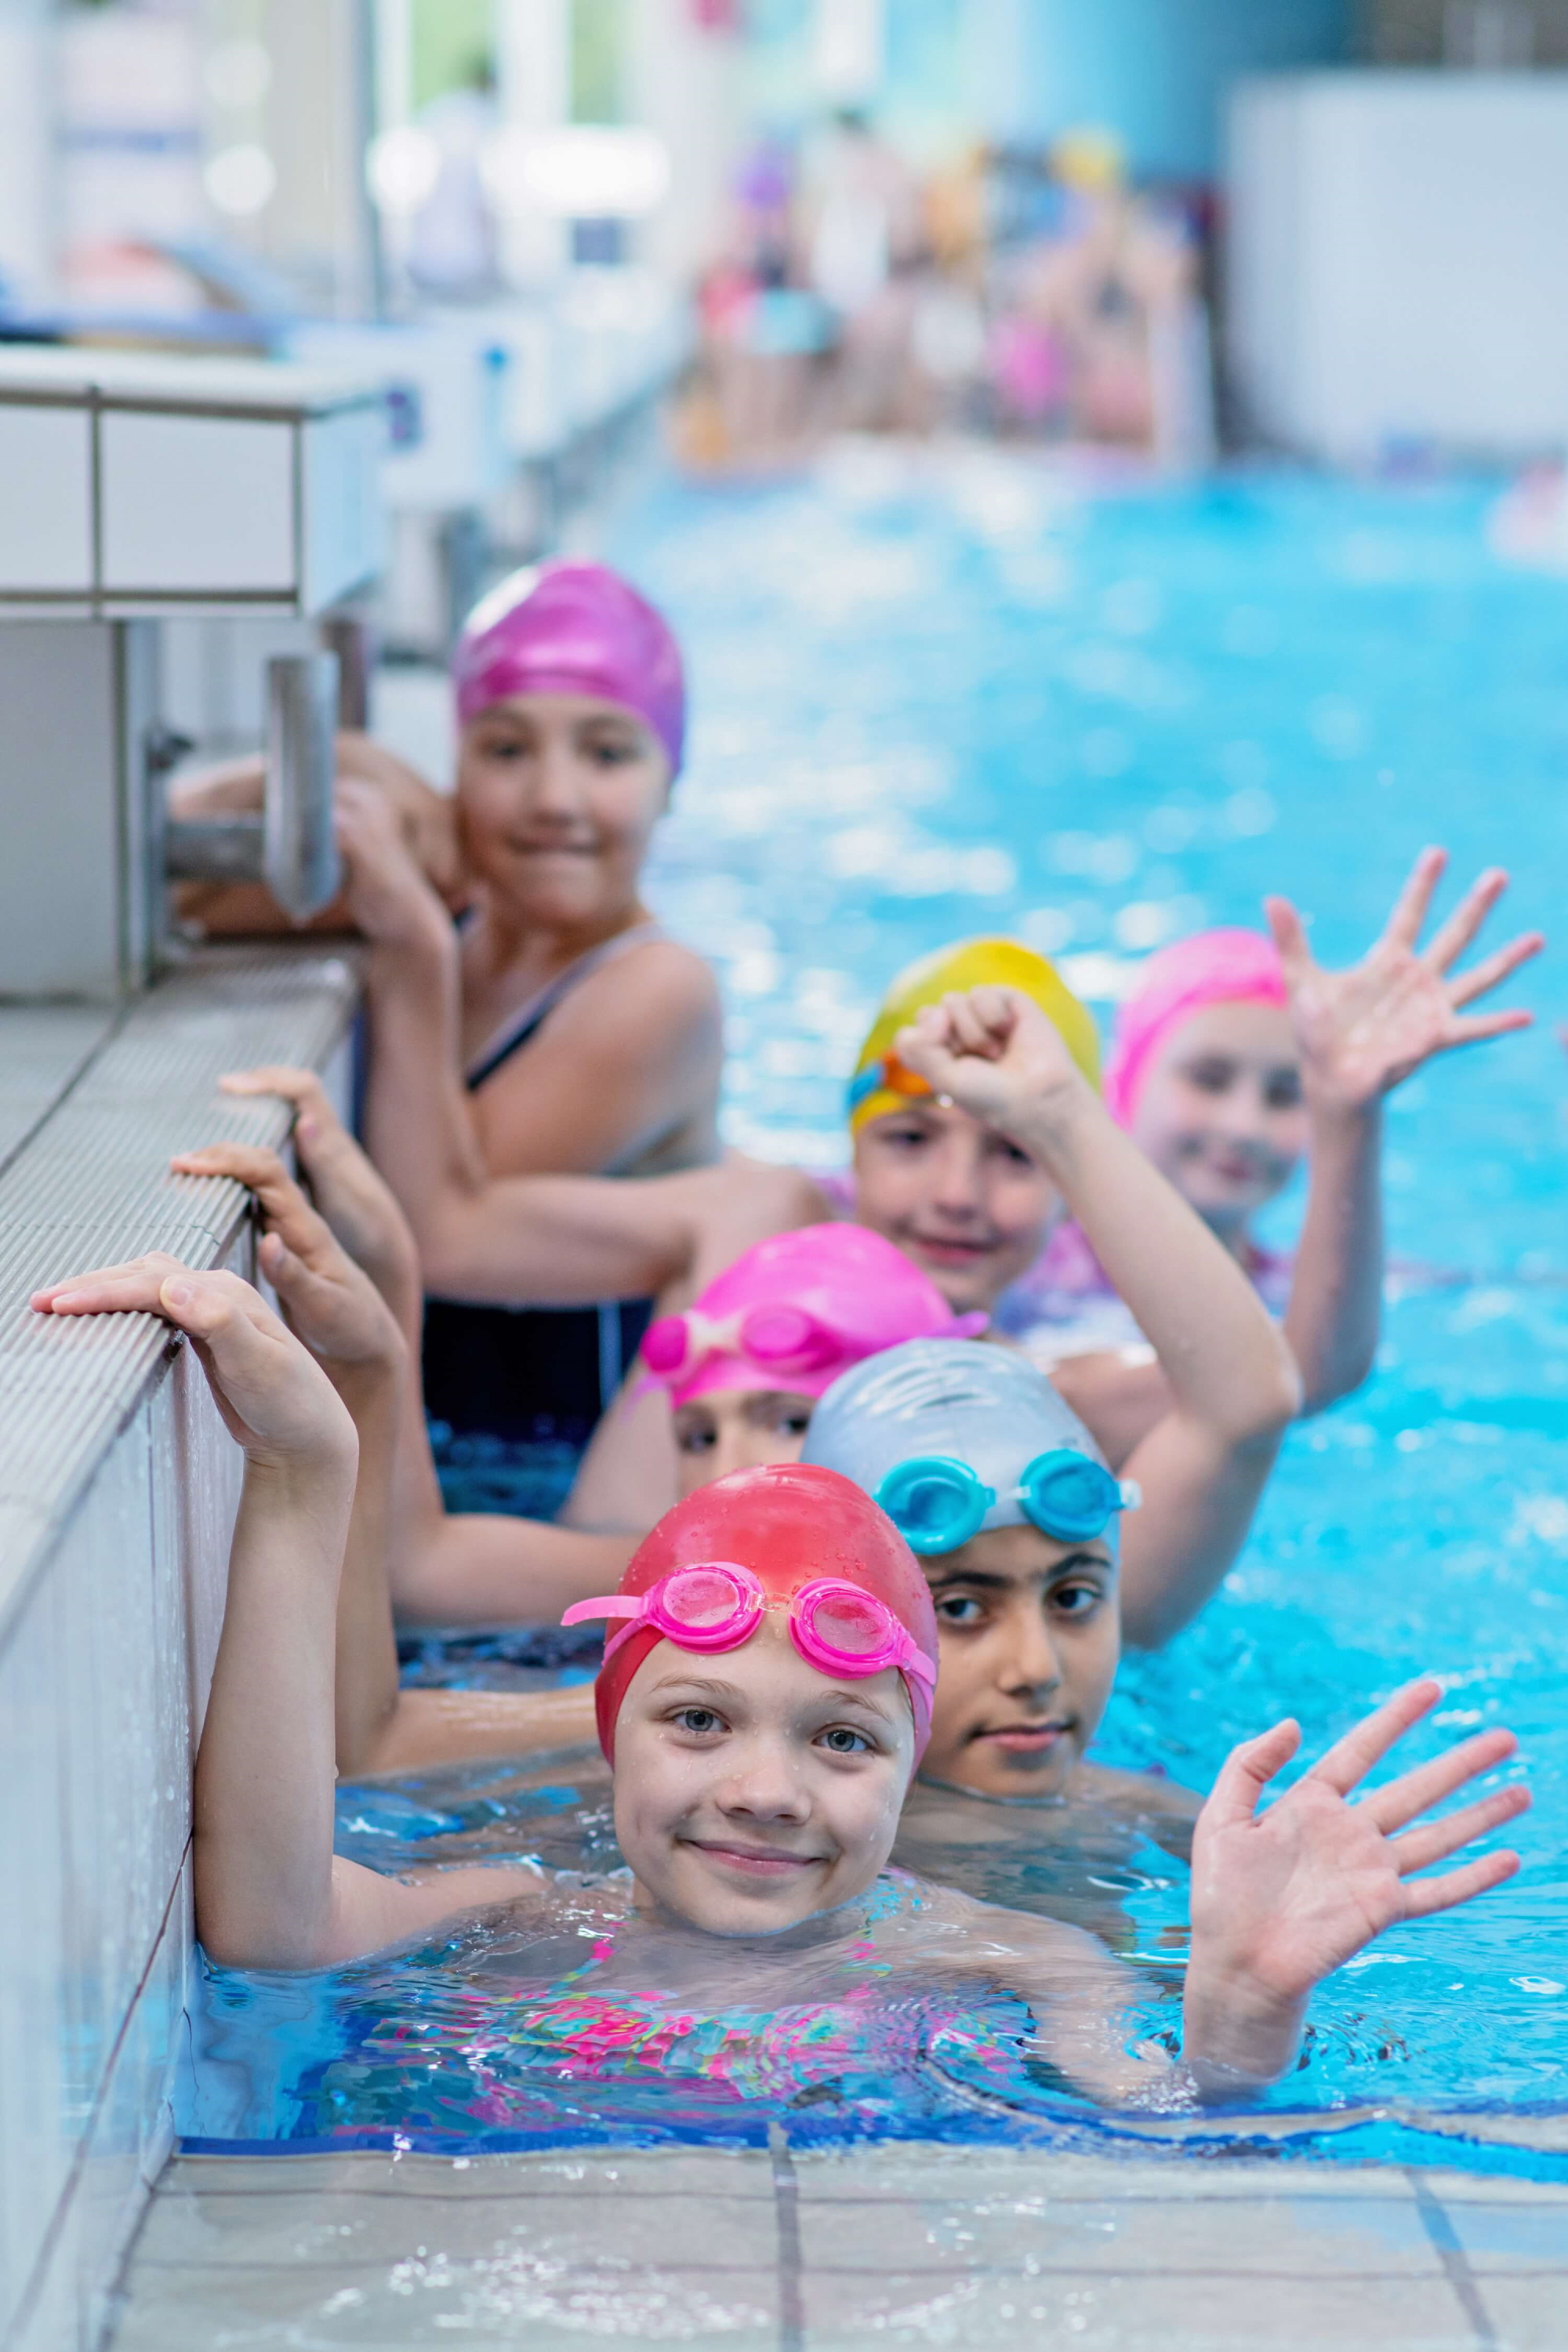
xmin=1190 ymin=1679 xmax=1528 ymax=2009
xmin=1266 ymin=848 xmax=1541 ymax=1112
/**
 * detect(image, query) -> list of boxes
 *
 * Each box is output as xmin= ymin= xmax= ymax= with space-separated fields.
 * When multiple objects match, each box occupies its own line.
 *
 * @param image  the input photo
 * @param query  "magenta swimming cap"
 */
xmin=641 ymin=1223 xmax=987 ymax=1410
xmin=1103 ymin=927 xmax=1289 ymax=1127
xmin=452 ymin=561 xmax=685 ymax=775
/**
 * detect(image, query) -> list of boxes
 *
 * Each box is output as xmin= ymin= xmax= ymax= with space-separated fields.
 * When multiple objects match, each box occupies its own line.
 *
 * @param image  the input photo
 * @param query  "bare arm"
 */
xmin=206 ymin=1076 xmax=642 ymax=1624
xmin=1181 ymin=1681 xmax=1527 ymax=2092
xmin=31 ymin=1257 xmax=543 ymax=1968
xmin=355 ymin=1682 xmax=598 ymax=1775
xmin=1269 ymin=850 xmax=1540 ymax=1416
xmin=897 ymin=989 xmax=1301 ymax=1648
xmin=952 ymin=1685 xmax=1526 ymax=2107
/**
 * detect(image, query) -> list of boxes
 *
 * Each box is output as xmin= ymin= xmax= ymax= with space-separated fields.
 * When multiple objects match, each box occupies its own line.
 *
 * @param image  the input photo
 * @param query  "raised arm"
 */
xmin=329 ymin=782 xmax=711 ymax=1303
xmin=174 ymin=1120 xmax=637 ymax=1642
xmin=31 ymin=1259 xmax=542 ymax=1966
xmin=896 ymin=987 xmax=1301 ymax=1646
xmin=969 ymin=1681 xmax=1526 ymax=2108
xmin=1268 ymin=848 xmax=1540 ymax=1414
xmin=1181 ymin=1679 xmax=1527 ymax=2092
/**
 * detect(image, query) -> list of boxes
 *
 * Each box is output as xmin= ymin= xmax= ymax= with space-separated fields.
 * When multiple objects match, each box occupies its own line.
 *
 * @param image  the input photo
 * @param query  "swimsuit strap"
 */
xmin=465 ymin=921 xmax=671 ymax=1092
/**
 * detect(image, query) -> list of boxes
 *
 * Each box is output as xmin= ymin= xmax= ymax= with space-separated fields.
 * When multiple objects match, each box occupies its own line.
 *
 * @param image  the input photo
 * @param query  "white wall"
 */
xmin=1227 ymin=71 xmax=1568 ymax=462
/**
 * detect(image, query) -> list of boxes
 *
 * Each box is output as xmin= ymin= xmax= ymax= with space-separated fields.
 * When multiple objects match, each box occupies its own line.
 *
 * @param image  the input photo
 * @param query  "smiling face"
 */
xmin=917 ymin=1523 xmax=1120 ymax=1800
xmin=851 ymin=1099 xmax=1060 ymax=1316
xmin=1127 ymin=1000 xmax=1306 ymax=1237
xmin=672 ymin=1388 xmax=816 ymax=1498
xmin=456 ymin=691 xmax=671 ymax=931
xmin=612 ymin=1616 xmax=915 ymax=1936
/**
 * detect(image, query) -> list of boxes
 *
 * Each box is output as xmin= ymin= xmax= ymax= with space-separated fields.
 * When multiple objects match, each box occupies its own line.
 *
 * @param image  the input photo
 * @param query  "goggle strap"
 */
xmin=561 ymin=1594 xmax=645 ymax=1628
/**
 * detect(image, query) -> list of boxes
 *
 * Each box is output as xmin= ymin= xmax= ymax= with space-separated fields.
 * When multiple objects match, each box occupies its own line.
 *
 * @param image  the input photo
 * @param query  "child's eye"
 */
xmin=1264 ymin=1071 xmax=1302 ymax=1110
xmin=1183 ymin=1058 xmax=1236 ymax=1094
xmin=672 ymin=1707 xmax=725 ymax=1736
xmin=676 ymin=1425 xmax=717 ymax=1454
xmin=935 ymin=1593 xmax=986 ymax=1628
xmin=1053 ymin=1581 xmax=1105 ymax=1620
xmin=818 ymin=1726 xmax=872 ymax=1755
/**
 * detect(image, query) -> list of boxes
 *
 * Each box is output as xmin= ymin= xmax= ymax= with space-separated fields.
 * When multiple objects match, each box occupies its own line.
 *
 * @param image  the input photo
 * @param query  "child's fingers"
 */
xmin=1399 ymin=1846 xmax=1521 ymax=1922
xmin=1444 ymin=1009 xmax=1536 ymax=1049
xmin=965 ymin=985 xmax=1018 ymax=1038
xmin=1388 ymin=1783 xmax=1531 ymax=1878
xmin=1202 ymin=1719 xmax=1301 ymax=1829
xmin=258 ymin=1230 xmax=364 ymax=1333
xmin=173 ymin=1145 xmax=339 ymax=1268
xmin=219 ymin=1064 xmax=326 ymax=1109
xmin=1381 ymin=845 xmax=1448 ymax=951
xmin=941 ymin=991 xmax=1000 ymax=1057
xmin=1446 ymin=931 xmax=1544 ymax=1008
xmin=1263 ymin=895 xmax=1314 ymax=984
xmin=32 ymin=1251 xmax=191 ymax=1316
xmin=1304 ymin=1677 xmax=1443 ymax=1798
xmin=1358 ymin=1726 xmax=1518 ymax=1834
xmin=1421 ymin=866 xmax=1508 ymax=973
xmin=892 ymin=1016 xmax=960 ymax=1086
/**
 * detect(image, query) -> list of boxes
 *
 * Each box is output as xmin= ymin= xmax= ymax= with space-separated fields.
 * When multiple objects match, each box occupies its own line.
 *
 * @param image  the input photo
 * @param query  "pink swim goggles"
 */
xmin=643 ymin=1304 xmax=855 ymax=1385
xmin=562 ymin=1560 xmax=937 ymax=1704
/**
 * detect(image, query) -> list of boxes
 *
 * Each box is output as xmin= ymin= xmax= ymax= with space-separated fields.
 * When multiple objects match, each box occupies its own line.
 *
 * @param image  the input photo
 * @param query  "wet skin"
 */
xmin=612 ymin=1617 xmax=916 ymax=1938
xmin=1128 ymin=1000 xmax=1307 ymax=1241
xmin=851 ymin=1098 xmax=1060 ymax=1316
xmin=671 ymin=1388 xmax=815 ymax=1498
xmin=916 ymin=1523 xmax=1121 ymax=1801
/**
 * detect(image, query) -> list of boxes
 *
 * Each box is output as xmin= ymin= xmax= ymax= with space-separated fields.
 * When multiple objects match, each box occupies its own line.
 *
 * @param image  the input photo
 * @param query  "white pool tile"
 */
xmin=1464 ymin=2276 xmax=1568 ymax=2349
xmin=1426 ymin=2190 xmax=1568 ymax=2273
xmin=799 ymin=2185 xmax=1442 ymax=2277
xmin=136 ymin=2182 xmax=780 ymax=2272
xmin=800 ymin=2264 xmax=1479 ymax=2350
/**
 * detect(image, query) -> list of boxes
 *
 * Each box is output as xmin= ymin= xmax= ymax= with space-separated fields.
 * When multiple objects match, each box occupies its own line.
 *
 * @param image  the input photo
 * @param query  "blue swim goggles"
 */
xmin=873 ymin=1450 xmax=1137 ymax=1556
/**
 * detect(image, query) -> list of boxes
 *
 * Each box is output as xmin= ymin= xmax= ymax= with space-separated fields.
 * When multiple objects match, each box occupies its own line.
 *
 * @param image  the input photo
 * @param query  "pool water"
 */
xmin=183 ymin=451 xmax=1568 ymax=2172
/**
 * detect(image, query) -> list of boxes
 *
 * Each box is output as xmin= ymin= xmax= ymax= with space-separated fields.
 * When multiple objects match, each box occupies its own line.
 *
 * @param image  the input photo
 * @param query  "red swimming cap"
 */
xmin=452 ymin=561 xmax=685 ymax=775
xmin=591 ymin=1462 xmax=937 ymax=1766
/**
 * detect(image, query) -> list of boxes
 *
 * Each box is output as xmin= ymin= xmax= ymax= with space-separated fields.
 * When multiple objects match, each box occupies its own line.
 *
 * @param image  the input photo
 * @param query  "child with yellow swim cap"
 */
xmin=290 ymin=918 xmax=1294 ymax=1645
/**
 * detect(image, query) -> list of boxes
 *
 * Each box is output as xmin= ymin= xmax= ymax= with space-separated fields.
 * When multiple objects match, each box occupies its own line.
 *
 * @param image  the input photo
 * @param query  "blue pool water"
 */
xmin=184 ymin=453 xmax=1568 ymax=2172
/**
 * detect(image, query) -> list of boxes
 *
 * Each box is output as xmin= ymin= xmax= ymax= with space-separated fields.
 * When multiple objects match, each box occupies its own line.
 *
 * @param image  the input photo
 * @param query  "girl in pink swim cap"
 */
xmin=1006 ymin=849 xmax=1541 ymax=1452
xmin=336 ymin=560 xmax=725 ymax=1523
xmin=638 ymin=1223 xmax=986 ymax=1499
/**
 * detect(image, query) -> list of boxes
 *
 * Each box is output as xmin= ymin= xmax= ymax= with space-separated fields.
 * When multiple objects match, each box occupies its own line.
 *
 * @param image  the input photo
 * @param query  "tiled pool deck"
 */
xmin=109 ymin=2141 xmax=1568 ymax=2350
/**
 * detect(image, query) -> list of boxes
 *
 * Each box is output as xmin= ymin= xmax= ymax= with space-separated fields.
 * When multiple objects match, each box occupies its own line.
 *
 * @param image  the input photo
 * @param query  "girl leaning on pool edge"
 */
xmin=177 ymin=561 xmax=727 ymax=1518
xmin=27 ymin=1258 xmax=1530 ymax=2108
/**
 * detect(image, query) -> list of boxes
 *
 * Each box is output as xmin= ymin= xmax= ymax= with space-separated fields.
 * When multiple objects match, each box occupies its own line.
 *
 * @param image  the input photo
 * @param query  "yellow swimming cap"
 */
xmin=847 ymin=936 xmax=1101 ymax=1133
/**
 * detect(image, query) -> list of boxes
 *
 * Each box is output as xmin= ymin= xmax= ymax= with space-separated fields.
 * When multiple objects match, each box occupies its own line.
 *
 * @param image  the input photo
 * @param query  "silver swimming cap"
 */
xmin=801 ymin=1337 xmax=1116 ymax=1548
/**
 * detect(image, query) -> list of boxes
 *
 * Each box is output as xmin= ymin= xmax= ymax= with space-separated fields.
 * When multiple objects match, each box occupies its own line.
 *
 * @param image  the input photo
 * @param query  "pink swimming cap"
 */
xmin=452 ymin=561 xmax=685 ymax=775
xmin=1103 ymin=927 xmax=1289 ymax=1127
xmin=642 ymin=1223 xmax=987 ymax=1410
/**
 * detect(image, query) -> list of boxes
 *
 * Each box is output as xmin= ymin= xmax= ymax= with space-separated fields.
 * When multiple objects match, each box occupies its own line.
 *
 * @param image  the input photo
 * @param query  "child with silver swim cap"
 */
xmin=804 ymin=1338 xmax=1139 ymax=1809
